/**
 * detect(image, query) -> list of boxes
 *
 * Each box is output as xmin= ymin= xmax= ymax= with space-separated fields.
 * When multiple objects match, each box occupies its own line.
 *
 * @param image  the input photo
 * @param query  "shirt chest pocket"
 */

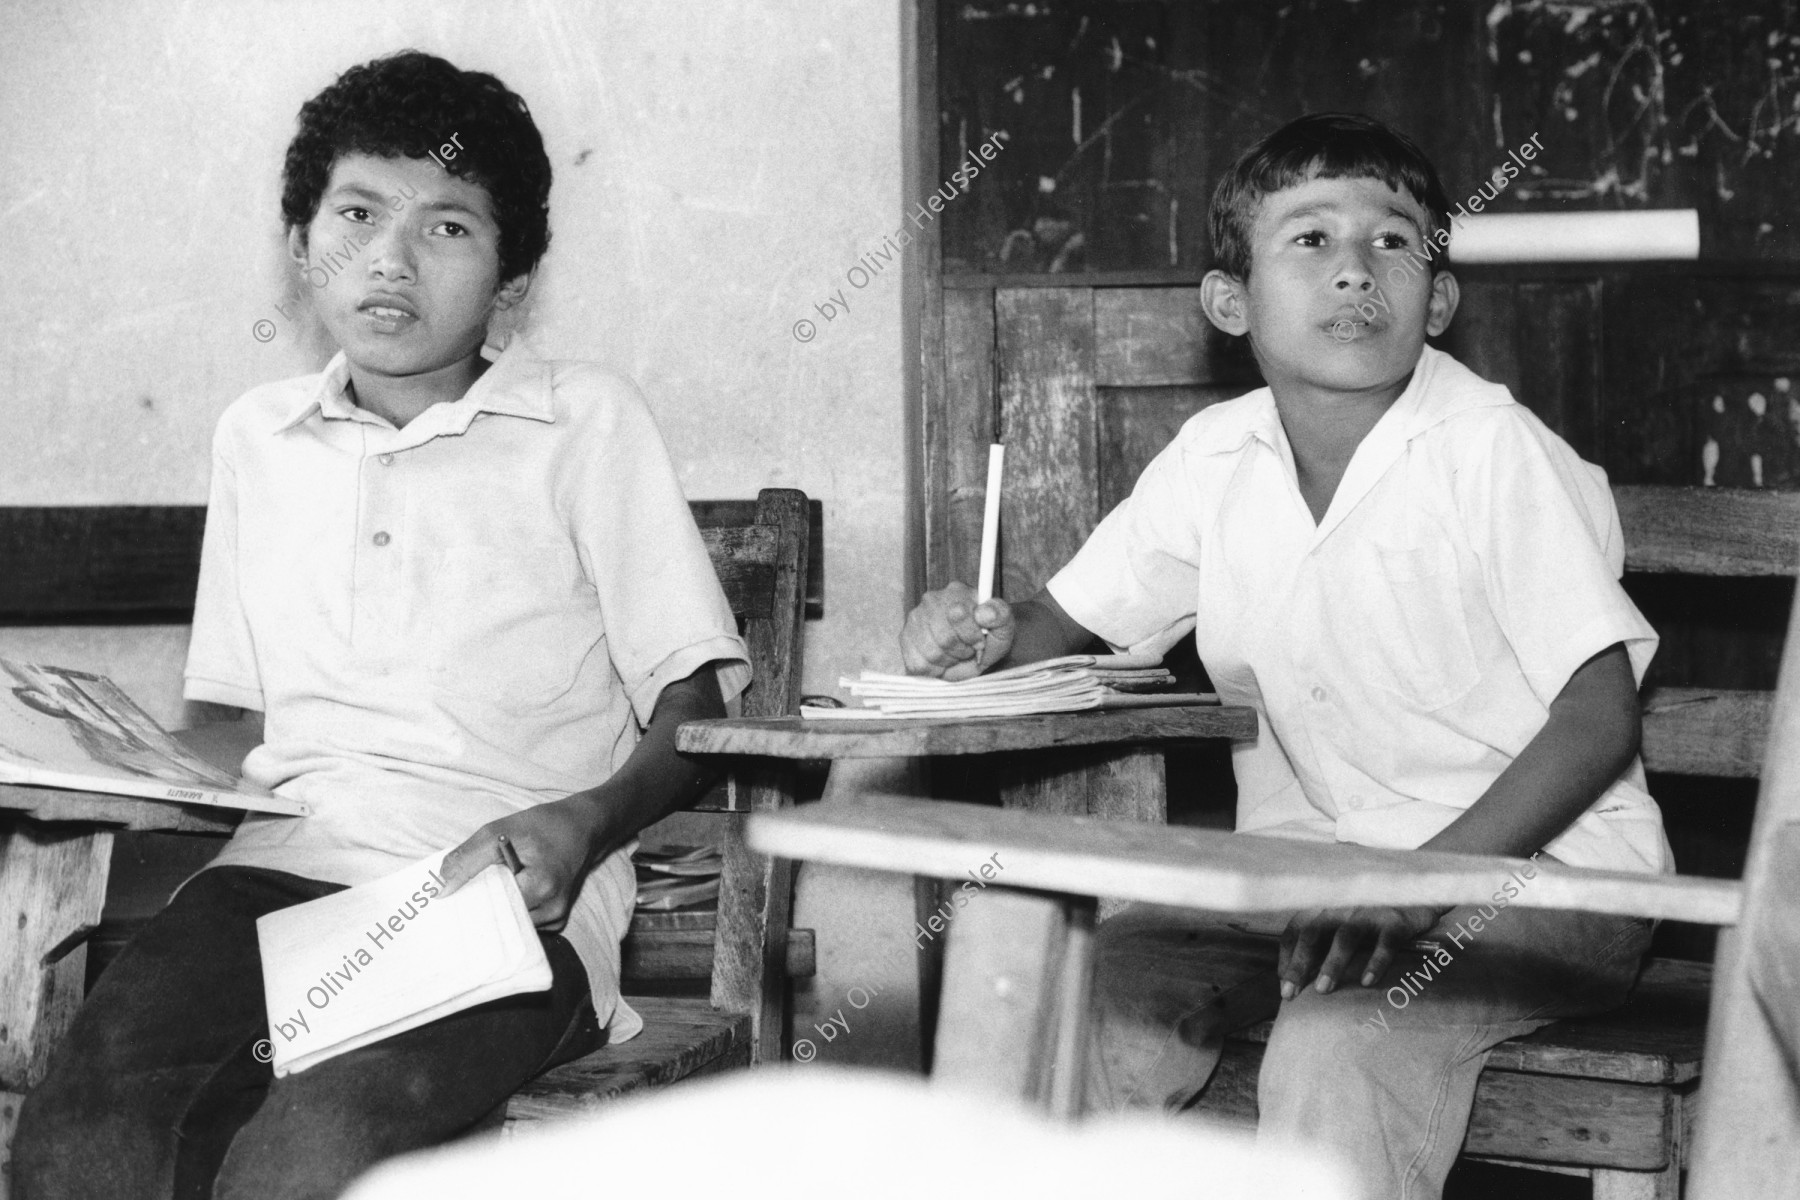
xmin=427 ymin=543 xmax=600 ymax=710
xmin=1340 ymin=541 xmax=1480 ymax=711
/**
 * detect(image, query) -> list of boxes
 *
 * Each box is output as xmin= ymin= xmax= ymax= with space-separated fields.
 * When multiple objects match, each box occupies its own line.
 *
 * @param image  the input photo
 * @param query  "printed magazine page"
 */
xmin=0 ymin=658 xmax=306 ymax=816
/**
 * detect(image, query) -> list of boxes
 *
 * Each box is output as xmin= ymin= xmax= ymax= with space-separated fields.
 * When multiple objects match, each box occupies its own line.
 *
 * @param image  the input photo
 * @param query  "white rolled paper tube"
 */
xmin=1447 ymin=210 xmax=1699 ymax=263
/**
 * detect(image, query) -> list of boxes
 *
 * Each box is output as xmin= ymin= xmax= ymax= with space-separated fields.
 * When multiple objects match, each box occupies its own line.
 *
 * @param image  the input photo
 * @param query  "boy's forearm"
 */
xmin=560 ymin=665 xmax=727 ymax=864
xmin=1421 ymin=643 xmax=1639 ymax=859
xmin=989 ymin=589 xmax=1101 ymax=669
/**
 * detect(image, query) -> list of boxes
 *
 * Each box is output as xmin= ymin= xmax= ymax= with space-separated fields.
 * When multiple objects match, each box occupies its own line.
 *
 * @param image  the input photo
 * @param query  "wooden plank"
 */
xmin=690 ymin=498 xmax=824 ymax=620
xmin=621 ymin=928 xmax=814 ymax=982
xmin=995 ymin=288 xmax=1097 ymax=598
xmin=928 ymin=287 xmax=996 ymax=591
xmin=678 ymin=707 xmax=1258 ymax=760
xmin=0 ymin=819 xmax=112 ymax=1092
xmin=932 ymin=887 xmax=1081 ymax=1106
xmin=0 ymin=785 xmax=240 ymax=834
xmin=746 ymin=797 xmax=1744 ymax=926
xmin=699 ymin=526 xmax=778 ymax=619
xmin=1193 ymin=1039 xmax=1680 ymax=1170
xmin=1093 ymin=289 xmax=1259 ymax=388
xmin=502 ymin=996 xmax=749 ymax=1125
xmin=1641 ymin=687 xmax=1770 ymax=778
xmin=1098 ymin=385 xmax=1247 ymax=513
xmin=1616 ymin=486 xmax=1800 ymax=576
xmin=1692 ymin=556 xmax=1800 ymax=1193
xmin=0 ymin=1089 xmax=18 ymax=1200
xmin=0 ymin=506 xmax=205 ymax=622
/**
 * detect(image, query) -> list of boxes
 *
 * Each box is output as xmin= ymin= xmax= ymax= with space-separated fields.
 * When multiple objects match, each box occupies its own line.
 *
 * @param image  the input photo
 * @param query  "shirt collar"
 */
xmin=272 ymin=336 xmax=556 ymax=435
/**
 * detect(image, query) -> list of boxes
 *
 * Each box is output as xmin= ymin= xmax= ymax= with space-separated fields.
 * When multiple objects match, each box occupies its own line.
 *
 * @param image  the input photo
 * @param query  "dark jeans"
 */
xmin=14 ymin=866 xmax=602 ymax=1200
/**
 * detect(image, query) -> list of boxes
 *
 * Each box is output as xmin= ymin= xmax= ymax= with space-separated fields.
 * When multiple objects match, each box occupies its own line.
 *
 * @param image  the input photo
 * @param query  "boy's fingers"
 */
xmin=438 ymin=833 xmax=500 ymax=897
xmin=944 ymin=602 xmax=985 ymax=646
xmin=1314 ymin=925 xmax=1366 ymax=994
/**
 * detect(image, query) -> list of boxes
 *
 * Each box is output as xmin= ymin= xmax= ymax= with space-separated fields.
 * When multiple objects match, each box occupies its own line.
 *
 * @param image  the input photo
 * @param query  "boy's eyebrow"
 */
xmin=321 ymin=182 xmax=491 ymax=221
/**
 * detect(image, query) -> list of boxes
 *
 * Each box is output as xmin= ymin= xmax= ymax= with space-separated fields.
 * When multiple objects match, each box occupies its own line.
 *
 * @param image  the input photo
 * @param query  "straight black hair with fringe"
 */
xmin=1209 ymin=113 xmax=1452 ymax=281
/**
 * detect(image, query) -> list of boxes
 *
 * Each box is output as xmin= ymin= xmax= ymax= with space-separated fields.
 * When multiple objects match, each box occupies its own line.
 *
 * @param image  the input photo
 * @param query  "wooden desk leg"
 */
xmin=998 ymin=746 xmax=1166 ymax=918
xmin=932 ymin=886 xmax=1096 ymax=1114
xmin=0 ymin=818 xmax=112 ymax=1198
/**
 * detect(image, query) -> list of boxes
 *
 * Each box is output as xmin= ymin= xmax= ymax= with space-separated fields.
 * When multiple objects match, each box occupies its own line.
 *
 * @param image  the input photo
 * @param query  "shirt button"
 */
xmin=1311 ymin=685 xmax=1327 ymax=702
xmin=378 ymin=453 xmax=395 ymax=466
xmin=372 ymin=531 xmax=391 ymax=547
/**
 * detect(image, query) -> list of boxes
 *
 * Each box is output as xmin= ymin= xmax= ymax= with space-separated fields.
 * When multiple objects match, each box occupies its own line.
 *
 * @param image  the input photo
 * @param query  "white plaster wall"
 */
xmin=1 ymin=0 xmax=919 ymax=1068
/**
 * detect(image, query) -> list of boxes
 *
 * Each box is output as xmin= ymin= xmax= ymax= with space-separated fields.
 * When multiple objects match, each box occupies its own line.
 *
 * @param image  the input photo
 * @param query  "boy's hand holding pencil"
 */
xmin=900 ymin=583 xmax=1017 ymax=681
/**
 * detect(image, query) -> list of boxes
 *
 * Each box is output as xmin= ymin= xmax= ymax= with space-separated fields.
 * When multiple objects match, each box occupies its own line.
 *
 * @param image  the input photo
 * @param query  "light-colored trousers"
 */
xmin=1084 ymin=894 xmax=1652 ymax=1200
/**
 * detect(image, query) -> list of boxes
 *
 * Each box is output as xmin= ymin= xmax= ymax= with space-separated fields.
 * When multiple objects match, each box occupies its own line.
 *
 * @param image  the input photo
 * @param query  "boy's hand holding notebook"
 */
xmin=256 ymin=849 xmax=551 ymax=1077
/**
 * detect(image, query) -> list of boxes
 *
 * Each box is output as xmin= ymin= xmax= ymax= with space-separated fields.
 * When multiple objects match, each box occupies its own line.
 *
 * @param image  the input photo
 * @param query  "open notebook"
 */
xmin=256 ymin=850 xmax=551 ymax=1077
xmin=0 ymin=657 xmax=305 ymax=816
xmin=802 ymin=653 xmax=1217 ymax=719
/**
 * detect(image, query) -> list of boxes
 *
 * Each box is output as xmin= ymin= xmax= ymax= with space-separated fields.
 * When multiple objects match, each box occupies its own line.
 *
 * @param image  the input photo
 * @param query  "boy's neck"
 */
xmin=1269 ymin=372 xmax=1413 ymax=523
xmin=346 ymin=350 xmax=492 ymax=430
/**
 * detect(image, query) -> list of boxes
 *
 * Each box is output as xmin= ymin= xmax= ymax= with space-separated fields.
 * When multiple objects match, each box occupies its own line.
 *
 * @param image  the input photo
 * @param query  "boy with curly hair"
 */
xmin=16 ymin=50 xmax=748 ymax=1199
xmin=900 ymin=113 xmax=1668 ymax=1199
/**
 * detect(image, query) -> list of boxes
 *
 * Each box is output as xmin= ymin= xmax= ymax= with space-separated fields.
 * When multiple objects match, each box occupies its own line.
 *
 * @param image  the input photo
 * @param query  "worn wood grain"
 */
xmin=621 ymin=928 xmax=815 ymax=983
xmin=1194 ymin=1038 xmax=1680 ymax=1170
xmin=0 ymin=506 xmax=205 ymax=622
xmin=929 ymin=287 xmax=997 ymax=591
xmin=1616 ymin=486 xmax=1800 ymax=576
xmin=996 ymin=288 xmax=1098 ymax=598
xmin=691 ymin=497 xmax=824 ymax=619
xmin=678 ymin=706 xmax=1257 ymax=760
xmin=502 ymin=996 xmax=749 ymax=1126
xmin=0 ymin=820 xmax=112 ymax=1092
xmin=1093 ymin=289 xmax=1258 ymax=388
xmin=747 ymin=797 xmax=1743 ymax=925
xmin=1641 ymin=686 xmax=1771 ymax=778
xmin=0 ymin=785 xmax=239 ymax=834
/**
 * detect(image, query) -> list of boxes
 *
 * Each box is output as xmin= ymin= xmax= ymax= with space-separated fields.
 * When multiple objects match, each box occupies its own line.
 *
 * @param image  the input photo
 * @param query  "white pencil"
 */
xmin=974 ymin=443 xmax=1004 ymax=669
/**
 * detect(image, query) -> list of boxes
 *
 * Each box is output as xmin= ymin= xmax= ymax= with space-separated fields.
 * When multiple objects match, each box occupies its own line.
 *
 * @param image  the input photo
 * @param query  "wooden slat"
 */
xmin=1616 ymin=486 xmax=1800 ymax=576
xmin=621 ymin=928 xmax=814 ymax=982
xmin=0 ymin=820 xmax=113 ymax=1092
xmin=678 ymin=707 xmax=1258 ymax=760
xmin=1194 ymin=1039 xmax=1680 ymax=1171
xmin=502 ymin=995 xmax=749 ymax=1125
xmin=927 ymin=287 xmax=997 ymax=591
xmin=0 ymin=785 xmax=240 ymax=834
xmin=996 ymin=288 xmax=1098 ymax=598
xmin=698 ymin=525 xmax=778 ymax=619
xmin=1641 ymin=687 xmax=1771 ymax=778
xmin=0 ymin=506 xmax=205 ymax=621
xmin=747 ymin=797 xmax=1745 ymax=925
xmin=690 ymin=497 xmax=824 ymax=619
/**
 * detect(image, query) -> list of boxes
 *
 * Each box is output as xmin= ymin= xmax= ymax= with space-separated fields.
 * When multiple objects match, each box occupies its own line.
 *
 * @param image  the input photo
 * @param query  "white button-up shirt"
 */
xmin=1050 ymin=345 xmax=1670 ymax=874
xmin=185 ymin=337 xmax=751 ymax=1040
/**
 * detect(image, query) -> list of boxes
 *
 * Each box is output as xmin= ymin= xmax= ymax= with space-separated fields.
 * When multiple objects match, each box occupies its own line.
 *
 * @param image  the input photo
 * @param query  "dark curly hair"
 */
xmin=281 ymin=50 xmax=552 ymax=281
xmin=1210 ymin=113 xmax=1451 ymax=281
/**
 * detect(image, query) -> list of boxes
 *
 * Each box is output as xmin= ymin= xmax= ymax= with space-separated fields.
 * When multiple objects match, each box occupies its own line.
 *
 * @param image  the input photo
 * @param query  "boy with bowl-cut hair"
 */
xmin=16 ymin=50 xmax=748 ymax=1200
xmin=901 ymin=112 xmax=1667 ymax=1199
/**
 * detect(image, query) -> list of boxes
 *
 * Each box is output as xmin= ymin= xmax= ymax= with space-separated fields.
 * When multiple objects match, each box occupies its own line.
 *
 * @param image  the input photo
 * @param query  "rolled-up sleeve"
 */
xmin=184 ymin=426 xmax=265 ymax=711
xmin=570 ymin=376 xmax=751 ymax=726
xmin=1454 ymin=406 xmax=1657 ymax=706
xmin=1046 ymin=427 xmax=1204 ymax=657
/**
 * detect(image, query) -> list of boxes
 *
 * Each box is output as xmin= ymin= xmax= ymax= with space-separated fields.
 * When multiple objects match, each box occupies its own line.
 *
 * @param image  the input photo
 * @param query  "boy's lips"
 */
xmin=357 ymin=293 xmax=420 ymax=334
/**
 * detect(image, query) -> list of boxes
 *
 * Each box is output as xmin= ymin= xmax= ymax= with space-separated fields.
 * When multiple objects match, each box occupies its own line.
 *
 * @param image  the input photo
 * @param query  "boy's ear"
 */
xmin=1426 ymin=270 xmax=1460 ymax=338
xmin=1200 ymin=269 xmax=1251 ymax=337
xmin=285 ymin=226 xmax=310 ymax=268
xmin=492 ymin=271 xmax=533 ymax=313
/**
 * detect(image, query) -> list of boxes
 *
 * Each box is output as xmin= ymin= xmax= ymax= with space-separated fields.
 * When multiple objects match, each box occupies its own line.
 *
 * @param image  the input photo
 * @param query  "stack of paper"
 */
xmin=257 ymin=850 xmax=551 ymax=1077
xmin=635 ymin=843 xmax=722 ymax=912
xmin=802 ymin=654 xmax=1216 ymax=720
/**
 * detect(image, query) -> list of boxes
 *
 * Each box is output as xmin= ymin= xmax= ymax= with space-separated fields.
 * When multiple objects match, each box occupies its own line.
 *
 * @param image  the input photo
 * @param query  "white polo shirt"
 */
xmin=1049 ymin=345 xmax=1671 ymax=875
xmin=185 ymin=336 xmax=751 ymax=1042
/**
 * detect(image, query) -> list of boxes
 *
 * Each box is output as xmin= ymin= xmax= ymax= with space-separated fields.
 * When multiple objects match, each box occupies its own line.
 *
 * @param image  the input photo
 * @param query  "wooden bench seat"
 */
xmin=503 ymin=997 xmax=751 ymax=1126
xmin=1192 ymin=958 xmax=1709 ymax=1173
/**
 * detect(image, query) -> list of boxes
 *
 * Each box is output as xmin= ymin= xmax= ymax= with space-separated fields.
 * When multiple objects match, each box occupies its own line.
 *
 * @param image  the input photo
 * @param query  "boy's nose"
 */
xmin=1332 ymin=250 xmax=1377 ymax=291
xmin=365 ymin=222 xmax=417 ymax=281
